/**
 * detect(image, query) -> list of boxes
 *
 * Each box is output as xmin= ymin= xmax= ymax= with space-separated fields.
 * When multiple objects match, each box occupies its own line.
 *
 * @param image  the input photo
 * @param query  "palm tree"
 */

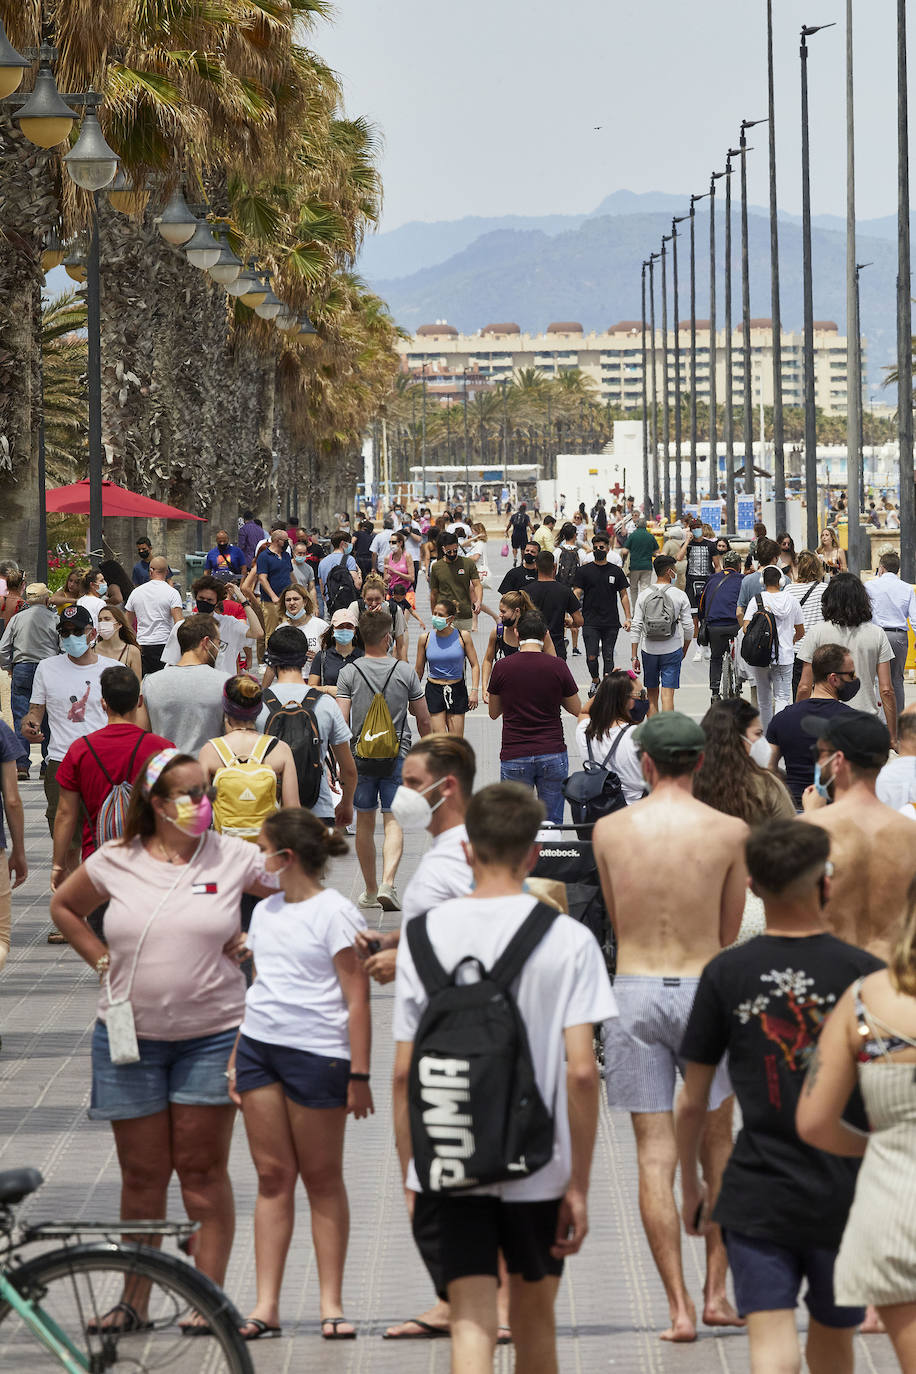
xmin=41 ymin=290 xmax=88 ymax=485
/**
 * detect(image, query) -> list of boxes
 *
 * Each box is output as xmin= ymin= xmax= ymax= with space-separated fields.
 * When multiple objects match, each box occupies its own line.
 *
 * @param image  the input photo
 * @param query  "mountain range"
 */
xmin=359 ymin=191 xmax=904 ymax=393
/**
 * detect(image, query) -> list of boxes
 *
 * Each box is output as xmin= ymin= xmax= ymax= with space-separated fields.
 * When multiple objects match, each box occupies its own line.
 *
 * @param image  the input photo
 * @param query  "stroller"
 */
xmin=530 ymin=825 xmax=615 ymax=980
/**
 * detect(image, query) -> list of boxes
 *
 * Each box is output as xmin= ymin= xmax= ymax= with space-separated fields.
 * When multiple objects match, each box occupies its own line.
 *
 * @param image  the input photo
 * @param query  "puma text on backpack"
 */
xmin=642 ymin=584 xmax=678 ymax=641
xmin=325 ymin=557 xmax=359 ymax=616
xmin=556 ymin=546 xmax=580 ymax=587
xmin=740 ymin=594 xmax=779 ymax=667
xmin=263 ymin=689 xmax=323 ymax=808
xmin=83 ymin=730 xmax=148 ymax=849
xmin=406 ymin=902 xmax=558 ymax=1193
xmin=352 ymin=661 xmax=402 ymax=777
xmin=210 ymin=734 xmax=279 ymax=839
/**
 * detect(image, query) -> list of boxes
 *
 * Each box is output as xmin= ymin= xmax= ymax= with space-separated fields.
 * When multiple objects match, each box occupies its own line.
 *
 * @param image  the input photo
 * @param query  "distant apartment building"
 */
xmin=399 ymin=319 xmax=864 ymax=416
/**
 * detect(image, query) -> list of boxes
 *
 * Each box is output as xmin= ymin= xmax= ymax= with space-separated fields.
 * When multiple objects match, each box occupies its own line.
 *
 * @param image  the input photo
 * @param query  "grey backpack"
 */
xmin=643 ymin=585 xmax=678 ymax=640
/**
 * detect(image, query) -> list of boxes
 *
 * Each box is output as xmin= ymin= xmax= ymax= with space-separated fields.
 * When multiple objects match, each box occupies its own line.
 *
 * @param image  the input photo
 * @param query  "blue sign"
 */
xmin=737 ymin=497 xmax=756 ymax=534
xmin=701 ymin=501 xmax=723 ymax=532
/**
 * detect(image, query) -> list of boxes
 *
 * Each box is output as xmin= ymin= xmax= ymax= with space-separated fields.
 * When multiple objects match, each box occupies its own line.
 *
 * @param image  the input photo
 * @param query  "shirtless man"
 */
xmin=802 ymin=710 xmax=916 ymax=962
xmin=594 ymin=711 xmax=748 ymax=1343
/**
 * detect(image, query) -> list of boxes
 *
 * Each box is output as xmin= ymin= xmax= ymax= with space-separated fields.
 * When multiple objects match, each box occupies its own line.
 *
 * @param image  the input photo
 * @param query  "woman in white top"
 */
xmin=575 ymin=669 xmax=648 ymax=806
xmin=261 ymin=584 xmax=329 ymax=685
xmin=228 ymin=809 xmax=371 ymax=1342
xmin=77 ymin=569 xmax=110 ymax=626
xmin=737 ymin=565 xmax=805 ymax=729
xmin=787 ymin=550 xmax=826 ymax=699
xmin=95 ymin=605 xmax=142 ymax=680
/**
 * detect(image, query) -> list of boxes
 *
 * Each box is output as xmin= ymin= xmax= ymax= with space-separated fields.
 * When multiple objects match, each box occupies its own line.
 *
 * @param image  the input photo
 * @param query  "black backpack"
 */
xmin=556 ymin=546 xmax=580 ymax=587
xmin=740 ymin=594 xmax=779 ymax=668
xmin=406 ymin=902 xmax=558 ymax=1193
xmin=262 ymin=688 xmax=323 ymax=808
xmin=563 ymin=725 xmax=632 ymax=831
xmin=325 ymin=557 xmax=359 ymax=615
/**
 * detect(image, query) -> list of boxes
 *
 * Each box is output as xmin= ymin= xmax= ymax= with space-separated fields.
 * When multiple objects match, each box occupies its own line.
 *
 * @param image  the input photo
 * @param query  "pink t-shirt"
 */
xmin=85 ymin=832 xmax=269 ymax=1041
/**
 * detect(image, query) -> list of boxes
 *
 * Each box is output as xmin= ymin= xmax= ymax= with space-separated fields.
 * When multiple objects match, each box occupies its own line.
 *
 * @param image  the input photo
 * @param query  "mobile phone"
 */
xmin=366 ymin=938 xmax=381 ymax=955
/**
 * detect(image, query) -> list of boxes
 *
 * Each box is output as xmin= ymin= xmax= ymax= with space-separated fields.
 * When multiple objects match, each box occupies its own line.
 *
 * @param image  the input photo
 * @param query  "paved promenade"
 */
xmin=0 ymin=541 xmax=901 ymax=1371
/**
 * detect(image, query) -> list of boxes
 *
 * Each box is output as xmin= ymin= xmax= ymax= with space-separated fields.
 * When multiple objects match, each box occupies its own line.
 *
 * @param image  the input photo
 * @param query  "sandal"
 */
xmin=382 ymin=1316 xmax=449 ymax=1340
xmin=239 ymin=1318 xmax=282 ymax=1341
xmin=179 ymin=1320 xmax=212 ymax=1337
xmin=497 ymin=1325 xmax=513 ymax=1345
xmin=87 ymin=1302 xmax=153 ymax=1335
xmin=321 ymin=1316 xmax=356 ymax=1340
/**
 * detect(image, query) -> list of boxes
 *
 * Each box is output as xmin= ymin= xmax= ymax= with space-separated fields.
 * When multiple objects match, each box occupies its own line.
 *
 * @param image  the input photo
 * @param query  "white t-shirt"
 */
xmin=404 ymin=532 xmax=423 ymax=562
xmin=394 ymin=893 xmax=617 ymax=1200
xmin=370 ymin=530 xmax=395 ymax=563
xmin=31 ymin=653 xmax=108 ymax=760
xmin=573 ymin=547 xmax=623 ymax=569
xmin=877 ymin=756 xmax=916 ymax=811
xmin=241 ymin=889 xmax=366 ymax=1056
xmin=631 ymin=583 xmax=694 ymax=656
xmin=125 ymin=580 xmax=182 ymax=646
xmin=574 ymin=720 xmax=645 ymax=805
xmin=161 ymin=612 xmax=251 ymax=670
xmin=754 ymin=588 xmax=804 ymax=667
xmin=256 ymin=683 xmax=350 ymax=818
xmin=797 ymin=621 xmax=894 ymax=716
xmin=401 ymin=825 xmax=472 ymax=925
xmin=77 ymin=594 xmax=107 ymax=627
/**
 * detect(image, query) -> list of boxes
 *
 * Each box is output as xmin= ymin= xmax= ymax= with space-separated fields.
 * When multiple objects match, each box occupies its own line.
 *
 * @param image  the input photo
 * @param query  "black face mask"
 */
xmin=217 ymin=542 xmax=229 ymax=552
xmin=593 ymin=547 xmax=608 ymax=561
xmin=836 ymin=676 xmax=860 ymax=703
xmin=444 ymin=549 xmax=458 ymax=561
xmin=523 ymin=554 xmax=536 ymax=566
xmin=629 ymin=698 xmax=650 ymax=724
xmin=196 ymin=598 xmax=218 ymax=615
xmin=138 ymin=549 xmax=150 ymax=560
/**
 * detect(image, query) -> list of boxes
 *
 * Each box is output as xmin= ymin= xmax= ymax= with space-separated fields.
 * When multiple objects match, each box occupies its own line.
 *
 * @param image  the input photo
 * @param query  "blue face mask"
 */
xmin=294 ymin=555 xmax=307 ymax=566
xmin=431 ymin=615 xmax=449 ymax=631
xmin=61 ymin=634 xmax=89 ymax=657
xmin=341 ymin=543 xmax=352 ymax=556
xmin=286 ymin=606 xmax=306 ymax=621
xmin=96 ymin=581 xmax=108 ymax=598
xmin=334 ymin=628 xmax=355 ymax=645
xmin=629 ymin=698 xmax=650 ymax=724
xmin=813 ymin=754 xmax=837 ymax=800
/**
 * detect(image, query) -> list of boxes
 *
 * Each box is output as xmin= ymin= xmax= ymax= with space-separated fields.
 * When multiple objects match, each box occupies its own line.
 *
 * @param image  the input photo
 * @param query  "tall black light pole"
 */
xmin=767 ymin=0 xmax=787 ymax=532
xmin=724 ymin=151 xmax=740 ymax=533
xmin=740 ymin=120 xmax=766 ymax=495
xmin=898 ymin=0 xmax=914 ymax=581
xmin=845 ymin=0 xmax=863 ymax=572
xmin=421 ymin=370 xmax=428 ymax=503
xmin=462 ymin=370 xmax=471 ymax=513
xmin=648 ymin=251 xmax=660 ymax=511
xmin=688 ymin=192 xmax=707 ymax=503
xmin=801 ymin=23 xmax=835 ymax=550
xmin=672 ymin=216 xmax=687 ymax=518
xmin=854 ymin=263 xmax=870 ymax=515
xmin=641 ymin=261 xmax=652 ymax=515
xmin=709 ymin=170 xmax=728 ymax=501
xmin=661 ymin=234 xmax=671 ymax=519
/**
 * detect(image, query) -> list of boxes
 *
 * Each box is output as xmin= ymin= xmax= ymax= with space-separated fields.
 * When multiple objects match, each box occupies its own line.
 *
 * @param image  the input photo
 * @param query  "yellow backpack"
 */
xmin=209 ymin=734 xmax=278 ymax=840
xmin=352 ymin=662 xmax=402 ymax=777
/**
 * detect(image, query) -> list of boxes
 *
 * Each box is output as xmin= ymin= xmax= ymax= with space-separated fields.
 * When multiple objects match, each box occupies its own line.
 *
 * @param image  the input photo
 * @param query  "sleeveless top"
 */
xmin=494 ymin=623 xmax=519 ymax=659
xmin=426 ymin=628 xmax=466 ymax=680
xmin=387 ymin=551 xmax=412 ymax=591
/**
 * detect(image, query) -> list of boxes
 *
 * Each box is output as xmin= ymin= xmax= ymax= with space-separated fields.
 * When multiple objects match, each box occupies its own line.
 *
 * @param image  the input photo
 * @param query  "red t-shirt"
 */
xmin=56 ymin=723 xmax=174 ymax=858
xmin=487 ymin=653 xmax=578 ymax=760
xmin=220 ymin=598 xmax=246 ymax=621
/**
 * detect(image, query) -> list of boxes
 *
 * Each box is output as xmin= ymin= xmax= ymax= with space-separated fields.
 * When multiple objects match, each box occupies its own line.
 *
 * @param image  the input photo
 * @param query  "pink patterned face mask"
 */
xmin=167 ymin=795 xmax=213 ymax=836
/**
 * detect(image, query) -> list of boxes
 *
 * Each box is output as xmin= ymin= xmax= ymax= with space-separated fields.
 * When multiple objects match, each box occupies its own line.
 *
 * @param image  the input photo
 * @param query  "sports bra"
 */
xmin=494 ymin=623 xmax=519 ymax=658
xmin=853 ymin=977 xmax=916 ymax=1061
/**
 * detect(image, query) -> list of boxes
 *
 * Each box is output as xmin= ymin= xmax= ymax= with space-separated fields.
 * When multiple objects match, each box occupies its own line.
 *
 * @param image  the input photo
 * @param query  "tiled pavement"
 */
xmin=0 ymin=542 xmax=901 ymax=1371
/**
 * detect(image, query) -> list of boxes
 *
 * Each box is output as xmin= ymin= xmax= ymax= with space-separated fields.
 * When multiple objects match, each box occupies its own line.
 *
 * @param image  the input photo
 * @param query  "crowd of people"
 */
xmin=2 ymin=490 xmax=916 ymax=1372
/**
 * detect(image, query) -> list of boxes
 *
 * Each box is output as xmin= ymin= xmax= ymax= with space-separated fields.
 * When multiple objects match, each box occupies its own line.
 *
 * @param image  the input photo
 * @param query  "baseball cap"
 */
xmin=723 ymin=551 xmax=742 ymax=569
xmin=331 ymin=608 xmax=357 ymax=628
xmin=58 ymin=605 xmax=93 ymax=633
xmin=25 ymin=582 xmax=49 ymax=600
xmin=634 ymin=711 xmax=706 ymax=762
xmin=801 ymin=710 xmax=891 ymax=768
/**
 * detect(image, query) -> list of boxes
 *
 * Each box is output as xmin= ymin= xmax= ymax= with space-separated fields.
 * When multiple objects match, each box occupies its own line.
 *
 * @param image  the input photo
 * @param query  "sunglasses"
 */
xmin=166 ymin=785 xmax=216 ymax=804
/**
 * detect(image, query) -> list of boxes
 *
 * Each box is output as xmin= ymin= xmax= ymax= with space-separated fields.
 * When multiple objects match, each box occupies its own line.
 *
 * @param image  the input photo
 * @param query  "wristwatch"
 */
xmin=95 ymin=952 xmax=111 ymax=981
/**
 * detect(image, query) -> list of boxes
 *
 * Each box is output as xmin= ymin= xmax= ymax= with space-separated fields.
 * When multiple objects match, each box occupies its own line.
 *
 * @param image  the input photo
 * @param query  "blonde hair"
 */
xmin=890 ymin=874 xmax=916 ymax=997
xmin=362 ymin=572 xmax=386 ymax=597
xmin=499 ymin=589 xmax=535 ymax=615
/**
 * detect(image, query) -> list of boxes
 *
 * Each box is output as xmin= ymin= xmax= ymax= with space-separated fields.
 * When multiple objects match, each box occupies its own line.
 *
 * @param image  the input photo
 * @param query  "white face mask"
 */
xmin=744 ymin=735 xmax=771 ymax=768
xmin=97 ymin=621 xmax=119 ymax=640
xmin=389 ymin=778 xmax=445 ymax=832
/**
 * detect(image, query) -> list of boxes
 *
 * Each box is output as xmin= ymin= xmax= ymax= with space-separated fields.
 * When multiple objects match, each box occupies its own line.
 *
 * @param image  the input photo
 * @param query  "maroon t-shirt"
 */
xmin=488 ymin=654 xmax=578 ymax=761
xmin=56 ymin=723 xmax=174 ymax=858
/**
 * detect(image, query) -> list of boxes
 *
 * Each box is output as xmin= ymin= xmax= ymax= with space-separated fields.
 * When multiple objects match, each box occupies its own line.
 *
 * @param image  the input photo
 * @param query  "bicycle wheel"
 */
xmin=720 ymin=647 xmax=740 ymax=699
xmin=0 ymin=1242 xmax=253 ymax=1373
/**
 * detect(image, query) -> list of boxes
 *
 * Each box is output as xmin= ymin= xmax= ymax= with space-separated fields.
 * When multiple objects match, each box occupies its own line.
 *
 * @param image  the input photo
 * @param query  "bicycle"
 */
xmin=720 ymin=634 xmax=742 ymax=700
xmin=0 ymin=1168 xmax=253 ymax=1372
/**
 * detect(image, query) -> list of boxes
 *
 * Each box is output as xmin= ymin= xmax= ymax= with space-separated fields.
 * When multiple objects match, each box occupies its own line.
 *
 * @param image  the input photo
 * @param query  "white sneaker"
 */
xmin=378 ymin=882 xmax=401 ymax=912
xmin=692 ymin=644 xmax=703 ymax=662
xmin=702 ymin=645 xmax=711 ymax=660
xmin=358 ymin=891 xmax=381 ymax=908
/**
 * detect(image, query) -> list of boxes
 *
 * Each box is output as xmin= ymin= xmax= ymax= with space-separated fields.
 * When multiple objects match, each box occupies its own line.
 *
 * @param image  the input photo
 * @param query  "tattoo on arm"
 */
xmin=803 ymin=1043 xmax=821 ymax=1096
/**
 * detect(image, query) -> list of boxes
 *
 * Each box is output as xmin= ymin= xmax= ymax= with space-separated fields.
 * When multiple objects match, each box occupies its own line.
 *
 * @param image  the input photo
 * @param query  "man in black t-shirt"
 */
xmin=766 ymin=643 xmax=858 ymax=806
xmin=527 ymin=551 xmax=582 ymax=659
xmin=677 ymin=521 xmax=719 ymax=620
xmin=506 ymin=503 xmax=533 ymax=564
xmin=498 ymin=541 xmax=539 ymax=595
xmin=678 ymin=820 xmax=881 ymax=1365
xmin=573 ymin=533 xmax=631 ymax=694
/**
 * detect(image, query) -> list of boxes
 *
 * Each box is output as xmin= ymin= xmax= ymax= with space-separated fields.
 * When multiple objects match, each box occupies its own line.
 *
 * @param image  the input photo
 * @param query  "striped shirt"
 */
xmin=787 ymin=579 xmax=826 ymax=635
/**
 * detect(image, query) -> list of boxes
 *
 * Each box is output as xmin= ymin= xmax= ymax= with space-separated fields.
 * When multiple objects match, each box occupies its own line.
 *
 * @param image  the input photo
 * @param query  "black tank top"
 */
xmin=494 ymin=624 xmax=519 ymax=659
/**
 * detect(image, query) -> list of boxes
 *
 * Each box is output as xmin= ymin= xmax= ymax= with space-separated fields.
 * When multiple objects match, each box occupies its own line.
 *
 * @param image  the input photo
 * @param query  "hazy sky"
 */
xmin=317 ymin=0 xmax=906 ymax=231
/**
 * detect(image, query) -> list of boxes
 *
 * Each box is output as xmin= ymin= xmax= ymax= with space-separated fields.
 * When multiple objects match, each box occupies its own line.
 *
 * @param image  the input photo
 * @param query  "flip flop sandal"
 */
xmin=321 ymin=1317 xmax=357 ymax=1340
xmin=87 ymin=1302 xmax=153 ymax=1335
xmin=497 ymin=1326 xmax=513 ymax=1345
xmin=239 ymin=1318 xmax=282 ymax=1341
xmin=179 ymin=1321 xmax=212 ymax=1337
xmin=382 ymin=1317 xmax=450 ymax=1340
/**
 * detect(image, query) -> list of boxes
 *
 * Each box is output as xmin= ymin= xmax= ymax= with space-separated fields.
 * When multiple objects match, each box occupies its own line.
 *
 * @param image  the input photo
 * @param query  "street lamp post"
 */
xmin=688 ymin=193 xmax=708 ymax=504
xmin=709 ymin=171 xmax=728 ymax=502
xmin=767 ymin=0 xmax=787 ymax=533
xmin=740 ymin=120 xmax=766 ymax=496
xmin=648 ymin=252 xmax=660 ymax=511
xmin=421 ymin=371 xmax=428 ymax=504
xmin=641 ymin=261 xmax=651 ymax=515
xmin=463 ymin=370 xmax=471 ymax=514
xmin=724 ymin=150 xmax=741 ymax=534
xmin=660 ymin=234 xmax=671 ymax=519
xmin=845 ymin=0 xmax=864 ymax=573
xmin=801 ymin=24 xmax=835 ymax=551
xmin=673 ymin=216 xmax=688 ymax=518
xmin=898 ymin=0 xmax=914 ymax=580
xmin=854 ymin=263 xmax=871 ymax=517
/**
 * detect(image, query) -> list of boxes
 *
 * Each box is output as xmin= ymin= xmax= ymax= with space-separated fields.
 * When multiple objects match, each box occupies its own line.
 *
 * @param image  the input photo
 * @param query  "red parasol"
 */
xmin=45 ymin=479 xmax=204 ymax=521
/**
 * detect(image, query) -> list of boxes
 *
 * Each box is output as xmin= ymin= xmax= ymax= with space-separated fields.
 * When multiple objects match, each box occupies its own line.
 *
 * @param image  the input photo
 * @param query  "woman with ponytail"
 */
xmin=199 ymin=675 xmax=300 ymax=839
xmin=228 ymin=809 xmax=371 ymax=1343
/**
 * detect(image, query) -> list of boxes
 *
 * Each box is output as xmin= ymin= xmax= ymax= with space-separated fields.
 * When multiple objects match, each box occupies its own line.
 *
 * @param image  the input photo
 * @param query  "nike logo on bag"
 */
xmin=363 ymin=731 xmax=388 ymax=742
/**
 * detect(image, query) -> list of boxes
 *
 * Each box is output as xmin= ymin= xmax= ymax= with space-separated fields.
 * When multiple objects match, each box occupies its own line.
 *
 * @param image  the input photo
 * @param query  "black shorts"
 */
xmin=235 ymin=1033 xmax=350 ymax=1109
xmin=425 ymin=678 xmax=469 ymax=716
xmin=413 ymin=1194 xmax=563 ymax=1295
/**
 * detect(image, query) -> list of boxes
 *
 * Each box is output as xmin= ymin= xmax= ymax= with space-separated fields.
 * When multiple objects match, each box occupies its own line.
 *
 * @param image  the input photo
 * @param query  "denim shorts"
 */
xmin=723 ymin=1228 xmax=865 ymax=1329
xmin=353 ymin=754 xmax=403 ymax=812
xmin=641 ymin=647 xmax=683 ymax=689
xmin=235 ymin=1033 xmax=350 ymax=1108
xmin=89 ymin=1021 xmax=237 ymax=1121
